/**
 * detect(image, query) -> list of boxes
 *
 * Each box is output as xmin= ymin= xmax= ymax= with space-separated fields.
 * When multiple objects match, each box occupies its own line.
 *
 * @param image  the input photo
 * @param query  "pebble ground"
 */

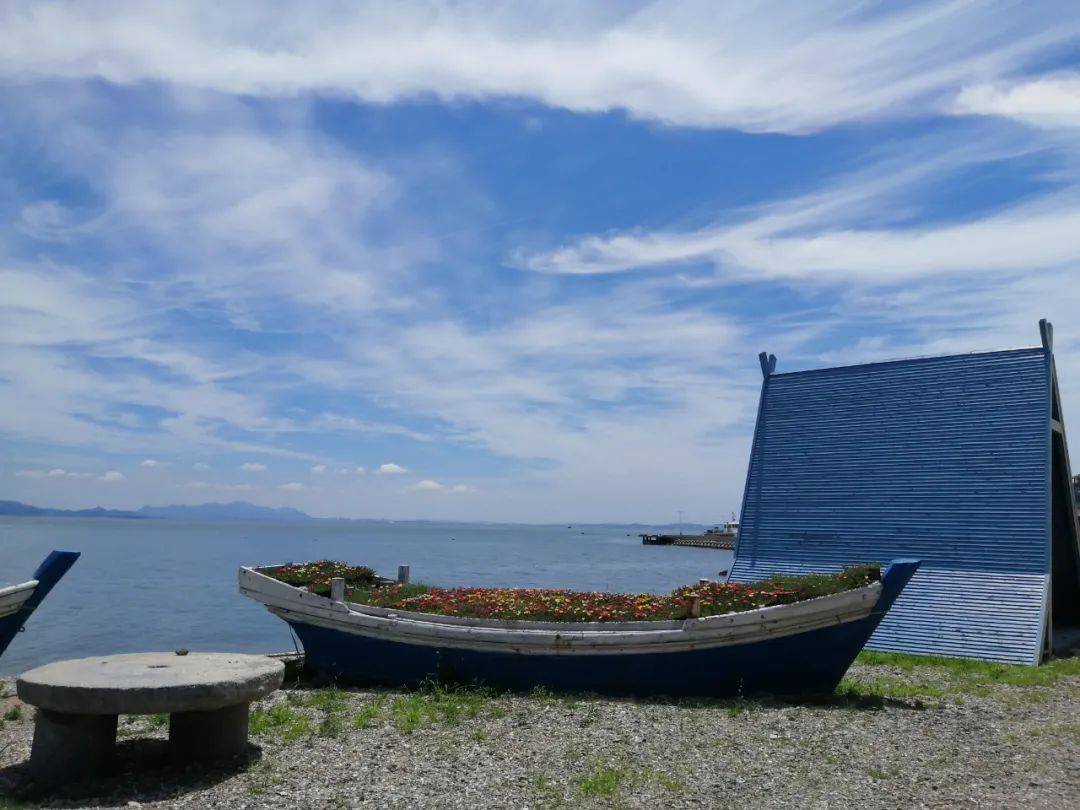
xmin=1 ymin=657 xmax=1077 ymax=809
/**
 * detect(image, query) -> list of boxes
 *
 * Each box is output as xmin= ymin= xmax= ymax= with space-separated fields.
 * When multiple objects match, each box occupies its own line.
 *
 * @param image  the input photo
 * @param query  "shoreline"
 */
xmin=1 ymin=654 xmax=1077 ymax=808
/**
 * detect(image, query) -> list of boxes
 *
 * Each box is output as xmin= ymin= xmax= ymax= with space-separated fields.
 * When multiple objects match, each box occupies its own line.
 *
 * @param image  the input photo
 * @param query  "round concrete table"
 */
xmin=17 ymin=652 xmax=284 ymax=784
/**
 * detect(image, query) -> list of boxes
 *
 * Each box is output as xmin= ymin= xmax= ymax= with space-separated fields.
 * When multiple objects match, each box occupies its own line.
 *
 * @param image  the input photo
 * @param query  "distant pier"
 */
xmin=640 ymin=533 xmax=735 ymax=550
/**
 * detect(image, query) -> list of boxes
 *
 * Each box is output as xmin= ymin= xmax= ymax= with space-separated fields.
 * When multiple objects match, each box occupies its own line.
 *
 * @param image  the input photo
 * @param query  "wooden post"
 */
xmin=689 ymin=596 xmax=701 ymax=618
xmin=397 ymin=565 xmax=410 ymax=584
xmin=330 ymin=578 xmax=345 ymax=602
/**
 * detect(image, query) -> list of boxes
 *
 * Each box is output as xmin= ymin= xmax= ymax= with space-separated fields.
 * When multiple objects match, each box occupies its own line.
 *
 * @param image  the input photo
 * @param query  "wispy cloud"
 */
xmin=1 ymin=1 xmax=1075 ymax=133
xmin=522 ymin=138 xmax=1080 ymax=284
xmin=240 ymin=462 xmax=267 ymax=472
xmin=955 ymin=73 xmax=1080 ymax=129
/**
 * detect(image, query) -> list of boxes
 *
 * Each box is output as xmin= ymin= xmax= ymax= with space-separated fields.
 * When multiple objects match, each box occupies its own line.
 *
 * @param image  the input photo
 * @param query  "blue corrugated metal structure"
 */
xmin=729 ymin=320 xmax=1080 ymax=665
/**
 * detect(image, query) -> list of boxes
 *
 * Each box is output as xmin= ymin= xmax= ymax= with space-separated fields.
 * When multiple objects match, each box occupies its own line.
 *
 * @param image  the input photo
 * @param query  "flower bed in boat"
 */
xmin=259 ymin=561 xmax=381 ymax=596
xmin=260 ymin=562 xmax=881 ymax=622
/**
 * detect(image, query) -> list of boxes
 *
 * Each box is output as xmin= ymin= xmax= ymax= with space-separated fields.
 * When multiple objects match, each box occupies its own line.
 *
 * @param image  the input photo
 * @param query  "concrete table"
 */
xmin=17 ymin=652 xmax=284 ymax=784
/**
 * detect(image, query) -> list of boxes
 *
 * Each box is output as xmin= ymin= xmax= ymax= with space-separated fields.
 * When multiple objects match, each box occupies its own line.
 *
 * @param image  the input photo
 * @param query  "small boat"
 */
xmin=0 ymin=550 xmax=80 ymax=659
xmin=239 ymin=558 xmax=920 ymax=697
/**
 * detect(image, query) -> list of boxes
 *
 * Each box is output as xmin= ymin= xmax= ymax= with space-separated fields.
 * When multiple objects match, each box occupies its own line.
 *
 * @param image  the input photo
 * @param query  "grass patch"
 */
xmin=246 ymin=760 xmax=284 ymax=796
xmin=577 ymin=766 xmax=628 ymax=798
xmin=390 ymin=683 xmax=497 ymax=734
xmin=353 ymin=697 xmax=386 ymax=729
xmin=318 ymin=712 xmax=346 ymax=738
xmin=302 ymin=687 xmax=349 ymax=713
xmin=3 ymin=706 xmax=22 ymax=722
xmin=853 ymin=651 xmax=1080 ymax=698
xmin=836 ymin=677 xmax=943 ymax=703
xmin=250 ymin=704 xmax=313 ymax=743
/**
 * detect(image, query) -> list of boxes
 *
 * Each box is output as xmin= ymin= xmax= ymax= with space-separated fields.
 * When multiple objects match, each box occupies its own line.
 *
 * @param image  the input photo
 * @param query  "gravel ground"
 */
xmin=1 ymin=658 xmax=1077 ymax=809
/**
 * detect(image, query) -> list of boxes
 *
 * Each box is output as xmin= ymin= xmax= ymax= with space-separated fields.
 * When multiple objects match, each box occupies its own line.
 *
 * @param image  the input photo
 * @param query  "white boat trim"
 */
xmin=239 ymin=567 xmax=882 ymax=656
xmin=0 ymin=580 xmax=37 ymax=621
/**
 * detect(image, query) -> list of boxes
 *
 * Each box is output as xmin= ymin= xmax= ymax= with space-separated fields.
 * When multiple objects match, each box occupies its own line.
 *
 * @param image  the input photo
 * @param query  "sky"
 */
xmin=2 ymin=1 xmax=1080 ymax=522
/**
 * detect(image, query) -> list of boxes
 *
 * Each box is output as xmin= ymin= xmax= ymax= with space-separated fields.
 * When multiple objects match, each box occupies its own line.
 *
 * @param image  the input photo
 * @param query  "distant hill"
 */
xmin=0 ymin=500 xmax=146 ymax=519
xmin=137 ymin=501 xmax=312 ymax=521
xmin=0 ymin=499 xmax=312 ymax=522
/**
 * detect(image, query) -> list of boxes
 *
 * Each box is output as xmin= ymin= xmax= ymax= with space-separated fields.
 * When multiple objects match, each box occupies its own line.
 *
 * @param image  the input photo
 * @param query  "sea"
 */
xmin=0 ymin=517 xmax=733 ymax=676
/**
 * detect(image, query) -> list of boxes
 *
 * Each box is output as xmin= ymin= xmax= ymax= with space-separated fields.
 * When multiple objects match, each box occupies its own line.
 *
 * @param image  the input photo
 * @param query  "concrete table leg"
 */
xmin=30 ymin=710 xmax=118 ymax=784
xmin=169 ymin=702 xmax=250 ymax=761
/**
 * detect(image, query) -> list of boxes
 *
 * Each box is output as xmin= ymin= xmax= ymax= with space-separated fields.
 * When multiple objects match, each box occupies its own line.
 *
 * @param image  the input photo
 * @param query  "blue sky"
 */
xmin=2 ymin=1 xmax=1079 ymax=521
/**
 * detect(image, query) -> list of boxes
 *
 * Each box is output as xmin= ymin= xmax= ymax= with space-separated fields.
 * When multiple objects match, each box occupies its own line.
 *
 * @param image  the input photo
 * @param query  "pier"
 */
xmin=640 ymin=533 xmax=735 ymax=550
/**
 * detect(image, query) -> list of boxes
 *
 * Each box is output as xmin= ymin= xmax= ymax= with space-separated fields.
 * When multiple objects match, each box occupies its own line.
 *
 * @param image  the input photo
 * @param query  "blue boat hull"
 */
xmin=289 ymin=560 xmax=919 ymax=697
xmin=0 ymin=550 xmax=80 ymax=660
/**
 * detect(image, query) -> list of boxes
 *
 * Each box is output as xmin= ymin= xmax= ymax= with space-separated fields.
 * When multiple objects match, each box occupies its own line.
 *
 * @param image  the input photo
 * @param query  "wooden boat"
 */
xmin=0 ymin=550 xmax=80 ymax=660
xmin=239 ymin=559 xmax=920 ymax=697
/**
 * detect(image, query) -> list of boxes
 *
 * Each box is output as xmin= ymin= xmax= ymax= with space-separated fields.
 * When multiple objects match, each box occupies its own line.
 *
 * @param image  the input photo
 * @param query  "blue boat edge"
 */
xmin=288 ymin=558 xmax=922 ymax=699
xmin=0 ymin=550 xmax=80 ymax=659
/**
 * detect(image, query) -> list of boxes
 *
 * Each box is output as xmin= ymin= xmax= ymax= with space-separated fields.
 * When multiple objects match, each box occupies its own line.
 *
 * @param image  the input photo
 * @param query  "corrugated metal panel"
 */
xmin=730 ymin=347 xmax=1050 ymax=665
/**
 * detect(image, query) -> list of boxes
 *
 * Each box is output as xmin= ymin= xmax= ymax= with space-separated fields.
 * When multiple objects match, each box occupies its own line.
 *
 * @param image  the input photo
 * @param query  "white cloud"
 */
xmin=0 ymin=1 xmax=1073 ymax=133
xmin=377 ymin=463 xmax=407 ymax=475
xmin=279 ymin=482 xmax=306 ymax=492
xmin=311 ymin=464 xmax=327 ymax=474
xmin=16 ymin=467 xmax=95 ymax=479
xmin=140 ymin=458 xmax=160 ymax=467
xmin=193 ymin=462 xmax=211 ymax=470
xmin=521 ymin=142 xmax=1080 ymax=284
xmin=955 ymin=73 xmax=1080 ymax=128
xmin=99 ymin=470 xmax=125 ymax=482
xmin=240 ymin=462 xmax=267 ymax=472
xmin=409 ymin=479 xmax=475 ymax=494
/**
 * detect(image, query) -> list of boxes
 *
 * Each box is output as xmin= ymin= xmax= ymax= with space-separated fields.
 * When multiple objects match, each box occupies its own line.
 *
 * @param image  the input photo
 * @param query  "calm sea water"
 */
xmin=0 ymin=517 xmax=732 ymax=675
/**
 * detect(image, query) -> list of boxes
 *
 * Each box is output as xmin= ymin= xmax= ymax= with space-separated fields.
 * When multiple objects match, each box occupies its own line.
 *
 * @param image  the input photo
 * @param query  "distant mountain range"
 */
xmin=0 ymin=499 xmax=313 ymax=522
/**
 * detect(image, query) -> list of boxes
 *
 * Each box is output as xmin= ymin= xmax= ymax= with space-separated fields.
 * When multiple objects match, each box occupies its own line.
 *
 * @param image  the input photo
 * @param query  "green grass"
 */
xmin=3 ymin=705 xmax=22 ymax=722
xmin=389 ymin=683 xmax=498 ymax=733
xmin=850 ymin=651 xmax=1080 ymax=699
xmin=318 ymin=712 xmax=346 ymax=738
xmin=245 ymin=760 xmax=284 ymax=796
xmin=353 ymin=697 xmax=386 ymax=729
xmin=302 ymin=687 xmax=349 ymax=713
xmin=249 ymin=704 xmax=313 ymax=743
xmin=576 ymin=766 xmax=628 ymax=798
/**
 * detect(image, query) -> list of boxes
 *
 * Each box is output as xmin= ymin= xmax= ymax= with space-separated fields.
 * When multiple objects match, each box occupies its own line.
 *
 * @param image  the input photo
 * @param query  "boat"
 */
xmin=239 ymin=558 xmax=920 ymax=697
xmin=705 ymin=519 xmax=739 ymax=538
xmin=0 ymin=550 xmax=80 ymax=660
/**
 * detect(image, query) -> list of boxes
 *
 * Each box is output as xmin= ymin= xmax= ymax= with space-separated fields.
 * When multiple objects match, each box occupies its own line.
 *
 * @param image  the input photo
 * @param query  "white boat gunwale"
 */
xmin=240 ymin=566 xmax=884 ymax=656
xmin=0 ymin=580 xmax=38 ymax=620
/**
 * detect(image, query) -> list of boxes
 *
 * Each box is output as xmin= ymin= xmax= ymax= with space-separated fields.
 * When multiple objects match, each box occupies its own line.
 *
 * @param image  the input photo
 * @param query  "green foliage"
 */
xmin=389 ymin=683 xmax=497 ymax=733
xmin=302 ymin=687 xmax=349 ymax=713
xmin=258 ymin=560 xmax=380 ymax=595
xmin=854 ymin=651 xmax=1080 ymax=696
xmin=576 ymin=766 xmax=628 ymax=797
xmin=3 ymin=705 xmax=22 ymax=722
xmin=250 ymin=704 xmax=313 ymax=743
xmin=318 ymin=712 xmax=345 ymax=738
xmin=353 ymin=698 xmax=386 ymax=729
